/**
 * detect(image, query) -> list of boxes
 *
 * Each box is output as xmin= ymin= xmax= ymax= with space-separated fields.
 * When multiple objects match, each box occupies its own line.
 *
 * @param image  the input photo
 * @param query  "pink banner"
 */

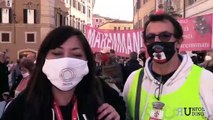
xmin=86 ymin=13 xmax=212 ymax=56
xmin=86 ymin=27 xmax=144 ymax=56
xmin=178 ymin=13 xmax=212 ymax=51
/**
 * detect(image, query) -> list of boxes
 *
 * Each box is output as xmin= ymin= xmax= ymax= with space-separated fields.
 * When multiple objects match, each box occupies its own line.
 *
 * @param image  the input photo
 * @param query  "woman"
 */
xmin=1 ymin=26 xmax=125 ymax=120
xmin=15 ymin=58 xmax=35 ymax=97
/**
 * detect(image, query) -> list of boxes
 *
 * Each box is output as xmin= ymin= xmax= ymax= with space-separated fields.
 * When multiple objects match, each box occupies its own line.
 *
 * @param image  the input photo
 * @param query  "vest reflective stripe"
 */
xmin=127 ymin=65 xmax=207 ymax=120
xmin=127 ymin=68 xmax=143 ymax=120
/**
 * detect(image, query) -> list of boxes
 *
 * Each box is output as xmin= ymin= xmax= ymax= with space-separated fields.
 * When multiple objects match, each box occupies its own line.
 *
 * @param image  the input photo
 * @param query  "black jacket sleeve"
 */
xmin=1 ymin=93 xmax=26 ymax=120
xmin=100 ymin=79 xmax=126 ymax=120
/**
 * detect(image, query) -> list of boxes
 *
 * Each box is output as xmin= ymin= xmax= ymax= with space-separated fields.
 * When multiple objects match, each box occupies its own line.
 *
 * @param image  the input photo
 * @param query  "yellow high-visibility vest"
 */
xmin=127 ymin=65 xmax=207 ymax=120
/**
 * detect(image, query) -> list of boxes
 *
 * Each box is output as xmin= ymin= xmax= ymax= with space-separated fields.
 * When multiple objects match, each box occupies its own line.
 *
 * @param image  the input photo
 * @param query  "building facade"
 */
xmin=0 ymin=0 xmax=95 ymax=61
xmin=98 ymin=20 xmax=133 ymax=30
xmin=133 ymin=0 xmax=156 ymax=29
xmin=65 ymin=0 xmax=95 ymax=33
xmin=133 ymin=0 xmax=213 ymax=28
xmin=177 ymin=0 xmax=213 ymax=18
xmin=92 ymin=14 xmax=114 ymax=28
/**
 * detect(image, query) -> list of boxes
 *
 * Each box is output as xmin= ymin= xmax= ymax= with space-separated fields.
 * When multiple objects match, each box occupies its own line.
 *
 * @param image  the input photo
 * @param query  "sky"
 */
xmin=93 ymin=0 xmax=133 ymax=21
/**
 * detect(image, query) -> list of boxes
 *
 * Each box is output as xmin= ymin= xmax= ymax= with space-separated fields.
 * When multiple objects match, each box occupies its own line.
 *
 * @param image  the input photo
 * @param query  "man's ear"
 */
xmin=176 ymin=38 xmax=183 ymax=48
xmin=177 ymin=38 xmax=183 ymax=44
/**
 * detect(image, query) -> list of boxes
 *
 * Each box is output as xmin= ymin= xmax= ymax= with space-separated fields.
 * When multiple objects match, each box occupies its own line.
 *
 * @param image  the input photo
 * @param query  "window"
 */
xmin=0 ymin=8 xmax=12 ymax=23
xmin=55 ymin=13 xmax=60 ymax=27
xmin=0 ymin=32 xmax=11 ymax=43
xmin=25 ymin=32 xmax=36 ymax=43
xmin=83 ymin=6 xmax=85 ymax=13
xmin=114 ymin=27 xmax=117 ymax=30
xmin=143 ymin=0 xmax=148 ymax=4
xmin=70 ymin=16 xmax=72 ymax=26
xmin=118 ymin=27 xmax=120 ymax=30
xmin=128 ymin=27 xmax=131 ymax=30
xmin=78 ymin=2 xmax=81 ymax=11
xmin=23 ymin=9 xmax=37 ymax=24
xmin=87 ymin=7 xmax=91 ymax=18
xmin=65 ymin=16 xmax=69 ymax=25
xmin=73 ymin=19 xmax=75 ymax=27
xmin=78 ymin=21 xmax=80 ymax=29
xmin=188 ymin=0 xmax=197 ymax=5
xmin=124 ymin=27 xmax=126 ymax=30
xmin=73 ymin=0 xmax=76 ymax=8
xmin=136 ymin=0 xmax=141 ymax=9
xmin=72 ymin=17 xmax=75 ymax=27
xmin=82 ymin=24 xmax=85 ymax=33
xmin=60 ymin=14 xmax=63 ymax=26
xmin=143 ymin=15 xmax=148 ymax=25
xmin=96 ymin=19 xmax=98 ymax=22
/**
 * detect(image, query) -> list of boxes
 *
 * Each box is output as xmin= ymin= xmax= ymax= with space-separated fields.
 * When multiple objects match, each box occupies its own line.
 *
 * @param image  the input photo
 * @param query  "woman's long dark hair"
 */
xmin=24 ymin=26 xmax=103 ymax=119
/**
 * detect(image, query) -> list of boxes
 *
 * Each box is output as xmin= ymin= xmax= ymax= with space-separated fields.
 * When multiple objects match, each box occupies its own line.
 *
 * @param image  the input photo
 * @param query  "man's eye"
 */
xmin=75 ymin=55 xmax=82 ymax=57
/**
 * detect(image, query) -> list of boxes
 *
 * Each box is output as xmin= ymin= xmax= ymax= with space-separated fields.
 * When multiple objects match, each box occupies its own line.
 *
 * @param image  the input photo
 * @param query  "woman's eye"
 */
xmin=52 ymin=52 xmax=62 ymax=56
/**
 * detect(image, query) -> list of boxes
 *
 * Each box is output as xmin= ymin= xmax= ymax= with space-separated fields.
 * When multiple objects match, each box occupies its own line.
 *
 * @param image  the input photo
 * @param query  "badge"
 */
xmin=149 ymin=102 xmax=165 ymax=120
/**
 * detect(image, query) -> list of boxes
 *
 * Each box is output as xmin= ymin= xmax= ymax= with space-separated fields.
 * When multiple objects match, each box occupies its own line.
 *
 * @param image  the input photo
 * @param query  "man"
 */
xmin=123 ymin=52 xmax=142 ymax=84
xmin=0 ymin=52 xmax=10 ymax=101
xmin=123 ymin=13 xmax=213 ymax=120
xmin=101 ymin=48 xmax=124 ymax=92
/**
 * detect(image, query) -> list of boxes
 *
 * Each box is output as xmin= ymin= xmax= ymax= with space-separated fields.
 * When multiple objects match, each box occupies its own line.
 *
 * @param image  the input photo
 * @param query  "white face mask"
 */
xmin=42 ymin=57 xmax=89 ymax=91
xmin=205 ymin=55 xmax=212 ymax=61
xmin=21 ymin=72 xmax=30 ymax=78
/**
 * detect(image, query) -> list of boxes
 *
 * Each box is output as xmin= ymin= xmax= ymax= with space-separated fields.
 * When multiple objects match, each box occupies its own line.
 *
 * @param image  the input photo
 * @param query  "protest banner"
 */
xmin=86 ymin=13 xmax=212 ymax=56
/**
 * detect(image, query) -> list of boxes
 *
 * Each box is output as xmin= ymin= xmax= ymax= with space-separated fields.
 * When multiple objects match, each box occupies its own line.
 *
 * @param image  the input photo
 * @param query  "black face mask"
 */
xmin=147 ymin=42 xmax=176 ymax=64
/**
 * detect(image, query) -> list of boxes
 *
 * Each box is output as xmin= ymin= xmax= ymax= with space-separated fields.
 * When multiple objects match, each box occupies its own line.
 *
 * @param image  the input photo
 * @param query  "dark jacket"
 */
xmin=102 ymin=63 xmax=124 ymax=91
xmin=1 ymin=79 xmax=126 ymax=120
xmin=0 ymin=62 xmax=10 ymax=101
xmin=123 ymin=59 xmax=142 ymax=84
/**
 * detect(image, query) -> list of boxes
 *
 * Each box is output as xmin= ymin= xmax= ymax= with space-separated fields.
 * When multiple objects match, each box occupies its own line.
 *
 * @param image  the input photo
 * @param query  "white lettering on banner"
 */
xmin=110 ymin=33 xmax=117 ymax=51
xmin=86 ymin=27 xmax=144 ymax=55
xmin=86 ymin=13 xmax=213 ymax=56
xmin=105 ymin=33 xmax=111 ymax=48
xmin=127 ymin=33 xmax=133 ymax=53
xmin=183 ymin=34 xmax=193 ymax=39
xmin=87 ymin=29 xmax=96 ymax=47
xmin=100 ymin=33 xmax=106 ymax=48
xmin=115 ymin=33 xmax=125 ymax=53
xmin=181 ymin=43 xmax=210 ymax=48
xmin=178 ymin=19 xmax=189 ymax=24
xmin=132 ymin=31 xmax=143 ymax=53
xmin=94 ymin=32 xmax=101 ymax=48
xmin=121 ymin=33 xmax=127 ymax=53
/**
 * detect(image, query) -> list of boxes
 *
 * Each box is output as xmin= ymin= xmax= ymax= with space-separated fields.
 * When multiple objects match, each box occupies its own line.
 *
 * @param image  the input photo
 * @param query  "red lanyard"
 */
xmin=53 ymin=97 xmax=78 ymax=120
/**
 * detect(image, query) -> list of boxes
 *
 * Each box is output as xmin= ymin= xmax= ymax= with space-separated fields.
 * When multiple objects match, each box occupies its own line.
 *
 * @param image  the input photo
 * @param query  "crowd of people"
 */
xmin=0 ymin=13 xmax=213 ymax=120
